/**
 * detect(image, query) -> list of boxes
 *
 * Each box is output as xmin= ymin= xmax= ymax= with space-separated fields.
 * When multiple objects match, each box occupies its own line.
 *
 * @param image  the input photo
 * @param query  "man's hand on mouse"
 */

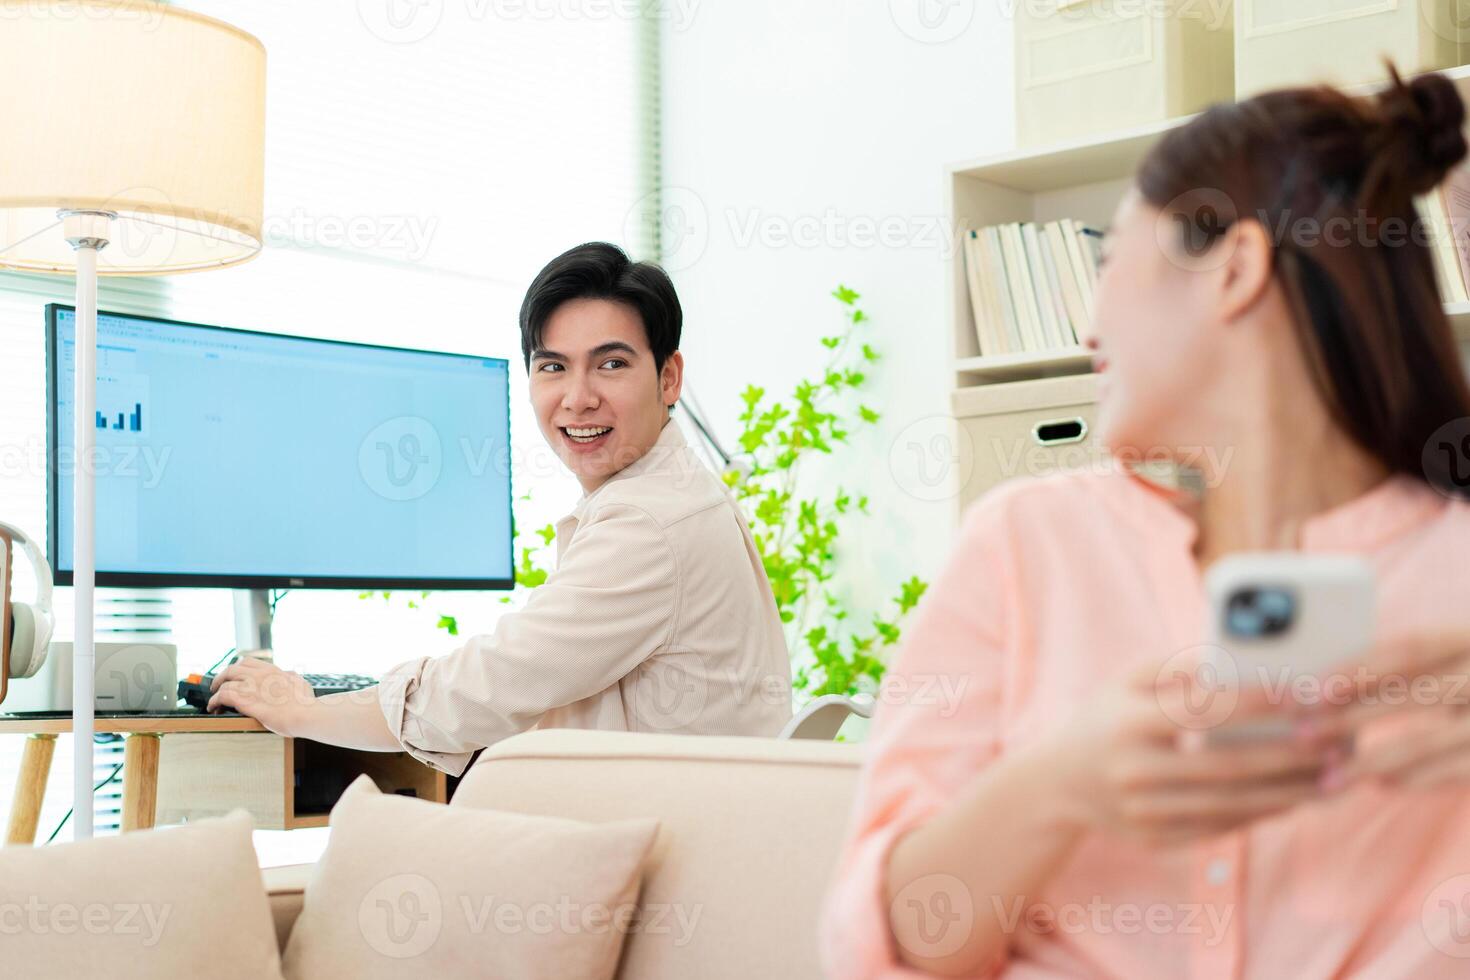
xmin=207 ymin=656 xmax=315 ymax=736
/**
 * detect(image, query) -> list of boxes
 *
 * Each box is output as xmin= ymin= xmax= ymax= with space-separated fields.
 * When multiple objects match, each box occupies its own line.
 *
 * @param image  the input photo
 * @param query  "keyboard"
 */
xmin=300 ymin=673 xmax=377 ymax=696
xmin=178 ymin=671 xmax=377 ymax=711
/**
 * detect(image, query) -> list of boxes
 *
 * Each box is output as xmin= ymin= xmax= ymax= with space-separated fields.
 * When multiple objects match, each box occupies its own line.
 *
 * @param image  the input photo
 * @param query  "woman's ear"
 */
xmin=661 ymin=350 xmax=685 ymax=408
xmin=1217 ymin=218 xmax=1275 ymax=324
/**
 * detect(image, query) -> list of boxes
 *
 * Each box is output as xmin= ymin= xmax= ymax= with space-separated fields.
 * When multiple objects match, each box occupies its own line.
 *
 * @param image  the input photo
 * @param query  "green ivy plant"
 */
xmin=722 ymin=285 xmax=926 ymax=698
xmin=363 ymin=285 xmax=927 ymax=702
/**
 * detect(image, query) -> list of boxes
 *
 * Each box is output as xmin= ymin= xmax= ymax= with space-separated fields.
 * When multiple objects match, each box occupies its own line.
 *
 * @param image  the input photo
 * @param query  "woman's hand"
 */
xmin=1043 ymin=650 xmax=1347 ymax=848
xmin=1308 ymin=630 xmax=1470 ymax=790
xmin=207 ymin=656 xmax=316 ymax=736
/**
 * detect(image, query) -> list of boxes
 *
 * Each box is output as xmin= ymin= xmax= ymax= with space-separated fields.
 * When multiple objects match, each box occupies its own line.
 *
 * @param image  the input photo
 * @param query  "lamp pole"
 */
xmin=62 ymin=208 xmax=112 ymax=840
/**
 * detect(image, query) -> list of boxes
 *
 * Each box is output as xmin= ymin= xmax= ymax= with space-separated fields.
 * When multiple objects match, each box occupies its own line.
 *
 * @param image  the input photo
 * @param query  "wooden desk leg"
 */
xmin=6 ymin=733 xmax=58 ymax=846
xmin=121 ymin=733 xmax=162 ymax=833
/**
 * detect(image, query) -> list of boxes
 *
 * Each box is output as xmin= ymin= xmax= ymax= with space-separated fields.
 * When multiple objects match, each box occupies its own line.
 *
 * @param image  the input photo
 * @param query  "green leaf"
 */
xmin=436 ymin=615 xmax=459 ymax=636
xmin=832 ymin=284 xmax=860 ymax=305
xmin=858 ymin=406 xmax=880 ymax=424
xmin=861 ymin=343 xmax=880 ymax=362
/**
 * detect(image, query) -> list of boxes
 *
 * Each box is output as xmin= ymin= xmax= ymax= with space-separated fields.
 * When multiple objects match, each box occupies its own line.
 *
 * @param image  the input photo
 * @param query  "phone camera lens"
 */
xmin=1225 ymin=587 xmax=1296 ymax=638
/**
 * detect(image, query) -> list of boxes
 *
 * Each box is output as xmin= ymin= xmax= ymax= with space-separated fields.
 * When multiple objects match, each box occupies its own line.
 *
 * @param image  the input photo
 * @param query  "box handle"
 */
xmin=1032 ymin=417 xmax=1088 ymax=446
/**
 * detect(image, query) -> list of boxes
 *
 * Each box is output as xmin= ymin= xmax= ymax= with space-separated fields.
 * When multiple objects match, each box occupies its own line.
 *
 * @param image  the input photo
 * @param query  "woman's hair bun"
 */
xmin=1375 ymin=67 xmax=1468 ymax=196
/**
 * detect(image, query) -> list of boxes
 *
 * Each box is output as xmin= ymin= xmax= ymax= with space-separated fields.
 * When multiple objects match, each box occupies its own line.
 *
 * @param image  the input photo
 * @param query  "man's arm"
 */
xmin=210 ymin=502 xmax=678 ymax=774
xmin=207 ymin=658 xmax=401 ymax=750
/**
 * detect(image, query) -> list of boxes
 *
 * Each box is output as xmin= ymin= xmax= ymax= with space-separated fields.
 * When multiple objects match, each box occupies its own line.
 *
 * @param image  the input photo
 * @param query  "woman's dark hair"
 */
xmin=518 ymin=242 xmax=682 ymax=372
xmin=1137 ymin=66 xmax=1470 ymax=498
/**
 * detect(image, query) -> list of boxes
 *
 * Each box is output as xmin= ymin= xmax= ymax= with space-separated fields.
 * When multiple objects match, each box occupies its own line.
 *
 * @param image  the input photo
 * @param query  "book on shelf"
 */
xmin=1439 ymin=167 xmax=1470 ymax=307
xmin=963 ymin=218 xmax=1102 ymax=358
xmin=1419 ymin=188 xmax=1468 ymax=306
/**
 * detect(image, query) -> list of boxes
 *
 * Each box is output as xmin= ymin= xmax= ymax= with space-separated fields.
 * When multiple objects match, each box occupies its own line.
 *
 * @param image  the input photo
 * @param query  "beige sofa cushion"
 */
xmin=452 ymin=730 xmax=863 ymax=980
xmin=281 ymin=774 xmax=658 ymax=980
xmin=0 ymin=810 xmax=284 ymax=979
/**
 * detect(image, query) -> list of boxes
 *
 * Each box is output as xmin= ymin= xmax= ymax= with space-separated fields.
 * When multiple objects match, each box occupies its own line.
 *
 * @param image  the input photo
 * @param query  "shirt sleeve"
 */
xmin=377 ymin=501 xmax=678 ymax=776
xmin=819 ymin=485 xmax=1022 ymax=979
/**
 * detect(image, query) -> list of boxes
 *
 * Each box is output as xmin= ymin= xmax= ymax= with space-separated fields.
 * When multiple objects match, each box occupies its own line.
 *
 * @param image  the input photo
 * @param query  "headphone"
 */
xmin=0 ymin=521 xmax=54 ymax=679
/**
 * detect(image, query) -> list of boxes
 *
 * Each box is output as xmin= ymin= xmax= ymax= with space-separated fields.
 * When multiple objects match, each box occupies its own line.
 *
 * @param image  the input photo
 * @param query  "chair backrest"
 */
xmin=777 ymin=693 xmax=874 ymax=740
xmin=452 ymin=729 xmax=863 ymax=980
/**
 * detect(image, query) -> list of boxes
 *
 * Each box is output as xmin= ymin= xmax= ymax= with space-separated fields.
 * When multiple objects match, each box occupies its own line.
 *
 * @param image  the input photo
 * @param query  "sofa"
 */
xmin=263 ymin=729 xmax=865 ymax=979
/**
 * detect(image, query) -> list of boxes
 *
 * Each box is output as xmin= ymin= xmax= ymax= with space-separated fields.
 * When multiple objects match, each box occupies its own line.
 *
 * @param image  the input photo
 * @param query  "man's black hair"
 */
xmin=518 ymin=242 xmax=682 ymax=373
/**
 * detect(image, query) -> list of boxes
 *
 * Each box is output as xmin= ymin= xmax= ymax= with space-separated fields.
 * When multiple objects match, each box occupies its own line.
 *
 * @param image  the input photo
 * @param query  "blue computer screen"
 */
xmin=50 ymin=308 xmax=513 ymax=587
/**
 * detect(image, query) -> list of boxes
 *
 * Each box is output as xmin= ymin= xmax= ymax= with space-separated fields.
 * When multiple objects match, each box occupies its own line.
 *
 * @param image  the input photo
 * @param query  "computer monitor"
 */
xmin=46 ymin=305 xmax=514 ymax=590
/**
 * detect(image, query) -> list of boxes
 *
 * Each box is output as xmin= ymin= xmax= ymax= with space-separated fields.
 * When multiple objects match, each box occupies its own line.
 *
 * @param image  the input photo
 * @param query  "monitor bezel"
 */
xmin=45 ymin=303 xmax=517 ymax=591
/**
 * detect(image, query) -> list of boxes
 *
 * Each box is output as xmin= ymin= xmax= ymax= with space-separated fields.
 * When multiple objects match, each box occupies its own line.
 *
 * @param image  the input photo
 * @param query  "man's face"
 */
xmin=528 ymin=297 xmax=684 ymax=494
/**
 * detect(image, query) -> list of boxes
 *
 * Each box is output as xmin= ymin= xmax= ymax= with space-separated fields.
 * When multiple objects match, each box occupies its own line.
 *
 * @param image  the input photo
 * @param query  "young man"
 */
xmin=209 ymin=243 xmax=792 ymax=774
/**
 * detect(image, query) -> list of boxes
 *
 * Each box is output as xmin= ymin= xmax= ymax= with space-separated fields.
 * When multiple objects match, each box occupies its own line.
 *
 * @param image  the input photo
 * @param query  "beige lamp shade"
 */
xmin=0 ymin=0 xmax=266 ymax=275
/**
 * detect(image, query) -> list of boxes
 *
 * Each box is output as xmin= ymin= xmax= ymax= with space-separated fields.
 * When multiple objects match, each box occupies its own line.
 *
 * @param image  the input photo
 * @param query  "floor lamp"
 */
xmin=0 ymin=1 xmax=265 ymax=840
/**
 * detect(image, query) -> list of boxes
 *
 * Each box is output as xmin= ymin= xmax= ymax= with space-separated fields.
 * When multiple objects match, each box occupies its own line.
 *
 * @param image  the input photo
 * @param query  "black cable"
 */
xmin=204 ymin=646 xmax=237 ymax=675
xmin=678 ymin=400 xmax=732 ymax=467
xmin=44 ymin=760 xmax=125 ymax=845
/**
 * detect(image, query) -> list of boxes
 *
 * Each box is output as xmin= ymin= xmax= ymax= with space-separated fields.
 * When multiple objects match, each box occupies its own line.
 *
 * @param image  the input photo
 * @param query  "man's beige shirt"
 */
xmin=377 ymin=421 xmax=792 ymax=774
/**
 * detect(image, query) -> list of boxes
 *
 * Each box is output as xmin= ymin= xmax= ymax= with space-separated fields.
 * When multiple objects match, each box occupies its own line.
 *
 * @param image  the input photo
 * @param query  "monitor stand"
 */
xmin=232 ymin=588 xmax=274 ymax=653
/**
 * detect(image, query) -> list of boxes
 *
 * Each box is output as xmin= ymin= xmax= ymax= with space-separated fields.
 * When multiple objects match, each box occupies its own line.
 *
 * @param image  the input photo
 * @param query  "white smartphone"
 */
xmin=1202 ymin=553 xmax=1376 ymax=743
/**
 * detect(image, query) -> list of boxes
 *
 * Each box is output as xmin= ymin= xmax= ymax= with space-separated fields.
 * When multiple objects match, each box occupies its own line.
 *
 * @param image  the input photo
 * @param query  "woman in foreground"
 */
xmin=822 ymin=70 xmax=1470 ymax=979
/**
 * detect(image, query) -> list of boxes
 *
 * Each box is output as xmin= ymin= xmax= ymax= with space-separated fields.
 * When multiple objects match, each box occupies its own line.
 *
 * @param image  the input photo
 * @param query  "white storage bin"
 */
xmin=952 ymin=374 xmax=1100 ymax=507
xmin=1236 ymin=1 xmax=1467 ymax=97
xmin=1016 ymin=0 xmax=1235 ymax=147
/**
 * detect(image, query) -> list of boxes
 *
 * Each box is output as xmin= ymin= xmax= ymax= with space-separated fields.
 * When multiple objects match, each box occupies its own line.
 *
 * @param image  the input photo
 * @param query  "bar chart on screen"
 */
xmin=94 ymin=376 xmax=150 ymax=437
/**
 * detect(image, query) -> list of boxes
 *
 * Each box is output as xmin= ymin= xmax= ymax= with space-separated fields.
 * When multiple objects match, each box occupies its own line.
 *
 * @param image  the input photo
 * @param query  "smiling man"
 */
xmin=207 ymin=243 xmax=793 ymax=774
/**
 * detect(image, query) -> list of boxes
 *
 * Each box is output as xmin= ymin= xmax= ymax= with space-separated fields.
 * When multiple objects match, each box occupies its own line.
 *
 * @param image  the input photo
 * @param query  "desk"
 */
xmin=1 ymin=712 xmax=446 ymax=844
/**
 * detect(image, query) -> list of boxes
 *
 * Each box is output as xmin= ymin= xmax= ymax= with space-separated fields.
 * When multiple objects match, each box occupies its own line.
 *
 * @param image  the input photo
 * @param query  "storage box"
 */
xmin=1236 ymin=1 xmax=1467 ymax=97
xmin=1016 ymin=0 xmax=1235 ymax=146
xmin=952 ymin=374 xmax=1101 ymax=508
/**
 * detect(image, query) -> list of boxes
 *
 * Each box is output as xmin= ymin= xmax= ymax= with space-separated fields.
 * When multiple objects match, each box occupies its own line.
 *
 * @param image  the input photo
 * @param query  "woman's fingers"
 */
xmin=1120 ymin=778 xmax=1322 ymax=828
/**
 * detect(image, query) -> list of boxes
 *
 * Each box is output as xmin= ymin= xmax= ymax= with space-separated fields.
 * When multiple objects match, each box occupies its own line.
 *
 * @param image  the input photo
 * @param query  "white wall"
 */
xmin=660 ymin=0 xmax=1015 ymax=598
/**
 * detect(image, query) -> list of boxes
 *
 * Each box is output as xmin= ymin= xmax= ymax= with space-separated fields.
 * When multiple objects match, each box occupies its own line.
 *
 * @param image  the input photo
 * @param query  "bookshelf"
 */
xmin=948 ymin=63 xmax=1470 ymax=392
